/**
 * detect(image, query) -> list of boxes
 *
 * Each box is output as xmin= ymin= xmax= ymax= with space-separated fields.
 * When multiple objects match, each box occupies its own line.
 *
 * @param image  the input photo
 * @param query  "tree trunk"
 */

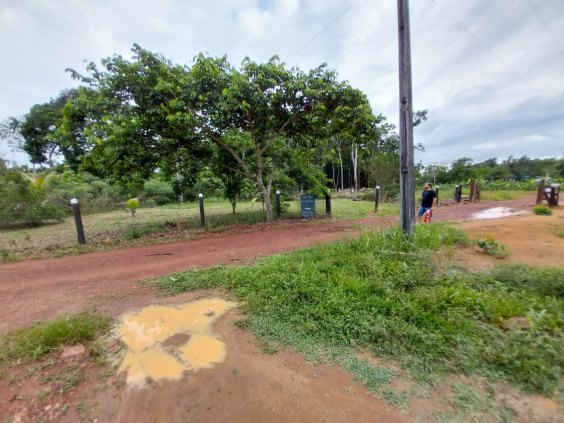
xmin=259 ymin=184 xmax=273 ymax=223
xmin=351 ymin=144 xmax=358 ymax=191
xmin=256 ymin=172 xmax=273 ymax=223
xmin=337 ymin=141 xmax=344 ymax=190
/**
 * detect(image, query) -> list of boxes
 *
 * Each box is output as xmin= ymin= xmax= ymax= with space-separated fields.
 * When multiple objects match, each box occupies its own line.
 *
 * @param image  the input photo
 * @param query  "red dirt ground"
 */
xmin=1 ymin=194 xmax=562 ymax=423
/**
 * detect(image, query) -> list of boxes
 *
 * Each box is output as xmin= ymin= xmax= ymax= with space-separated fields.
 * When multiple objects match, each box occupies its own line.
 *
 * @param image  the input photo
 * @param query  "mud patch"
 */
xmin=472 ymin=207 xmax=525 ymax=219
xmin=115 ymin=298 xmax=235 ymax=387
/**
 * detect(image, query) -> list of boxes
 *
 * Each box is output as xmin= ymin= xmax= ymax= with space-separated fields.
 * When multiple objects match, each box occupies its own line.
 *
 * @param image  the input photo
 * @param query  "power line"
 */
xmin=524 ymin=0 xmax=564 ymax=57
xmin=289 ymin=1 xmax=364 ymax=61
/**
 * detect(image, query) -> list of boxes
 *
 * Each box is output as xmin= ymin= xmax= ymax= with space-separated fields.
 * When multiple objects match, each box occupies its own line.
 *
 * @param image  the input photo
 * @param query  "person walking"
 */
xmin=418 ymin=182 xmax=437 ymax=223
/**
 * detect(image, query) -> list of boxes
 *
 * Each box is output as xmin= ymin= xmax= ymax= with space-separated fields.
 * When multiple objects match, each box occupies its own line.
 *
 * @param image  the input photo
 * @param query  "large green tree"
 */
xmin=17 ymin=89 xmax=88 ymax=169
xmin=65 ymin=46 xmax=206 ymax=186
xmin=67 ymin=45 xmax=376 ymax=222
xmin=183 ymin=54 xmax=376 ymax=220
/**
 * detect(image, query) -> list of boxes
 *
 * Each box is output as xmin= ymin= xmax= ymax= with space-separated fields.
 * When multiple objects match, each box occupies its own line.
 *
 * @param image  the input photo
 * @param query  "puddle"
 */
xmin=472 ymin=207 xmax=524 ymax=220
xmin=115 ymin=298 xmax=235 ymax=387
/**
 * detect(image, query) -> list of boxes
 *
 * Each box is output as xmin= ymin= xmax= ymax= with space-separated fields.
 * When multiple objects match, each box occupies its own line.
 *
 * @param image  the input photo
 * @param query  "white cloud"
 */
xmin=0 ymin=9 xmax=22 ymax=26
xmin=237 ymin=8 xmax=272 ymax=38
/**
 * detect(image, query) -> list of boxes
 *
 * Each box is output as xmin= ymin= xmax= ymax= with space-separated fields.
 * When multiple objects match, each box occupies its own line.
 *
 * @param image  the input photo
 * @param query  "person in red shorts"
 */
xmin=418 ymin=182 xmax=437 ymax=223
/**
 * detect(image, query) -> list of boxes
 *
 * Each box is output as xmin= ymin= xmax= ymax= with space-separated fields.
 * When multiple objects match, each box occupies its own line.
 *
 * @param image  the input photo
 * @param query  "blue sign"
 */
xmin=300 ymin=194 xmax=316 ymax=218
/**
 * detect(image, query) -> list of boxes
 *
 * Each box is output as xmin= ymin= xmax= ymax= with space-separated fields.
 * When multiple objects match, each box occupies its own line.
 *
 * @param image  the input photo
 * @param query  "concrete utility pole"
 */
xmin=397 ymin=0 xmax=415 ymax=233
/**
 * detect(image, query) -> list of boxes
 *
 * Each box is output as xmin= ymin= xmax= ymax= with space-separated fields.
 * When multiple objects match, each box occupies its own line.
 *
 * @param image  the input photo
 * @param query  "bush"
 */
xmin=49 ymin=170 xmax=120 ymax=213
xmin=361 ymin=191 xmax=375 ymax=201
xmin=142 ymin=177 xmax=176 ymax=205
xmin=475 ymin=236 xmax=510 ymax=259
xmin=0 ymin=171 xmax=66 ymax=227
xmin=126 ymin=198 xmax=140 ymax=217
xmin=533 ymin=205 xmax=552 ymax=215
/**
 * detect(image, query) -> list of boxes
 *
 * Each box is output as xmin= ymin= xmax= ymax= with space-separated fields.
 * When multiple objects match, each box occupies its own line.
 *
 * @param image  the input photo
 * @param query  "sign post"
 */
xmin=70 ymin=198 xmax=86 ymax=245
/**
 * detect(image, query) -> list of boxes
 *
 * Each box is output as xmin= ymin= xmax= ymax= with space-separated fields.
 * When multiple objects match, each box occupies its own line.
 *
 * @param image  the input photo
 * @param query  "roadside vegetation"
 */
xmin=533 ymin=205 xmax=553 ymax=216
xmin=475 ymin=236 xmax=511 ymax=259
xmin=149 ymin=223 xmax=563 ymax=414
xmin=0 ymin=196 xmax=398 ymax=262
xmin=0 ymin=311 xmax=113 ymax=422
xmin=0 ymin=311 xmax=110 ymax=364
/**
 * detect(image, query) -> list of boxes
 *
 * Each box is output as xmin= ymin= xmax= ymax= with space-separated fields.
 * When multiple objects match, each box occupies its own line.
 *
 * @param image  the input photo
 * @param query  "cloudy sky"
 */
xmin=1 ymin=0 xmax=563 ymax=166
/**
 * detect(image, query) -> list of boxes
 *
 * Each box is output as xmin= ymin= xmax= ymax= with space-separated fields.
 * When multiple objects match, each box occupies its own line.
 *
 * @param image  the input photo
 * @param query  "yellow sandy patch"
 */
xmin=115 ymin=298 xmax=235 ymax=387
xmin=178 ymin=334 xmax=227 ymax=370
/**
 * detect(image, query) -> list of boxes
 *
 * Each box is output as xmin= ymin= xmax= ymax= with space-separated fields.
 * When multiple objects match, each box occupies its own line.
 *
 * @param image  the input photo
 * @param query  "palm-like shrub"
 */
xmin=0 ymin=171 xmax=64 ymax=227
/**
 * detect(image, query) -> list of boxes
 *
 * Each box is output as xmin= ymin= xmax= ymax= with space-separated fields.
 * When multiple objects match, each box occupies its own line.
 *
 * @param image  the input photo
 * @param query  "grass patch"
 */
xmin=479 ymin=190 xmax=523 ymax=201
xmin=320 ymin=199 xmax=398 ymax=219
xmin=433 ymin=383 xmax=517 ymax=423
xmin=0 ymin=248 xmax=20 ymax=263
xmin=475 ymin=236 xmax=510 ymax=259
xmin=0 ymin=311 xmax=111 ymax=363
xmin=148 ymin=222 xmax=563 ymax=398
xmin=124 ymin=222 xmax=167 ymax=240
xmin=533 ymin=204 xmax=552 ymax=216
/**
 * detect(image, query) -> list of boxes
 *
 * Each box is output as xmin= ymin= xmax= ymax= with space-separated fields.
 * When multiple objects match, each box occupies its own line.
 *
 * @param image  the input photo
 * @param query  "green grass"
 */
xmin=533 ymin=204 xmax=552 ymax=216
xmin=475 ymin=236 xmax=511 ymax=259
xmin=0 ymin=198 xmax=399 ymax=262
xmin=147 ymin=223 xmax=563 ymax=398
xmin=0 ymin=311 xmax=111 ymax=363
xmin=433 ymin=383 xmax=517 ymax=423
xmin=313 ymin=199 xmax=398 ymax=219
xmin=479 ymin=190 xmax=525 ymax=201
xmin=431 ymin=186 xmax=534 ymax=203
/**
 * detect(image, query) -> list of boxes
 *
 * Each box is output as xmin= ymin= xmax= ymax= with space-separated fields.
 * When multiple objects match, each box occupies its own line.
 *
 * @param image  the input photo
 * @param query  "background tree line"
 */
xmin=420 ymin=156 xmax=564 ymax=186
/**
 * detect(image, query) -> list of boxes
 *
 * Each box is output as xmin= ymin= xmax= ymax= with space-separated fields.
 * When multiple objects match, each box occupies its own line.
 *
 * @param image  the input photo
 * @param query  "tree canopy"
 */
xmin=17 ymin=89 xmax=87 ymax=169
xmin=64 ymin=45 xmax=378 ymax=221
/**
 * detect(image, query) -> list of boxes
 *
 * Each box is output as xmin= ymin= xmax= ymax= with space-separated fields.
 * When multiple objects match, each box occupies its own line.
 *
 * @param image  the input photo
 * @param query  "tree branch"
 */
xmin=259 ymin=106 xmax=305 ymax=156
xmin=215 ymin=159 xmax=249 ymax=178
xmin=211 ymin=133 xmax=255 ymax=178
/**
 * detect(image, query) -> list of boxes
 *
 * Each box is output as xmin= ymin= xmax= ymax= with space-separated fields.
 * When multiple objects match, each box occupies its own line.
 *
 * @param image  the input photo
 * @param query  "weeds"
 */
xmin=479 ymin=190 xmax=522 ymax=201
xmin=124 ymin=224 xmax=162 ymax=240
xmin=0 ymin=311 xmax=110 ymax=364
xmin=36 ymin=387 xmax=51 ymax=399
xmin=433 ymin=383 xmax=517 ymax=423
xmin=56 ymin=369 xmax=83 ymax=394
xmin=533 ymin=205 xmax=552 ymax=216
xmin=0 ymin=248 xmax=19 ymax=263
xmin=475 ymin=236 xmax=510 ymax=259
